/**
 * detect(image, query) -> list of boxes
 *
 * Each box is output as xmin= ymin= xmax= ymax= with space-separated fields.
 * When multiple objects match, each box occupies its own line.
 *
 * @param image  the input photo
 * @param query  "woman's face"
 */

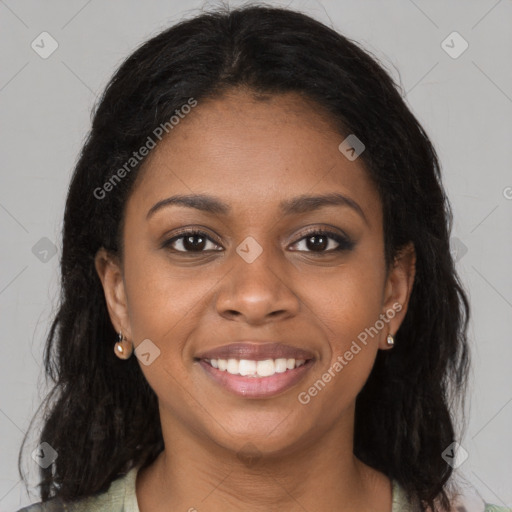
xmin=96 ymin=88 xmax=415 ymax=458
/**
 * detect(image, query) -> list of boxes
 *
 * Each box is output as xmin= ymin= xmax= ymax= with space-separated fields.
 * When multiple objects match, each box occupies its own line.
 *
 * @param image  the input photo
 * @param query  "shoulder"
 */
xmin=391 ymin=479 xmax=512 ymax=512
xmin=447 ymin=476 xmax=512 ymax=512
xmin=391 ymin=479 xmax=423 ymax=511
xmin=16 ymin=466 xmax=140 ymax=512
xmin=16 ymin=500 xmax=66 ymax=512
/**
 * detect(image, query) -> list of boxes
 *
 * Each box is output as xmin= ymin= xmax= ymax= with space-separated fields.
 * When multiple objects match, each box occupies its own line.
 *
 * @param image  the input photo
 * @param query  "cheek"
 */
xmin=295 ymin=254 xmax=385 ymax=399
xmin=300 ymin=258 xmax=385 ymax=345
xmin=294 ymin=275 xmax=383 ymax=417
xmin=122 ymin=246 xmax=223 ymax=388
xmin=121 ymin=251 xmax=207 ymax=415
xmin=123 ymin=240 xmax=210 ymax=343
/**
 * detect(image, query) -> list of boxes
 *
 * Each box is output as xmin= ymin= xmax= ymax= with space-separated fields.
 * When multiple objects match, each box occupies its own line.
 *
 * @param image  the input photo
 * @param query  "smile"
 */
xmin=205 ymin=357 xmax=306 ymax=377
xmin=197 ymin=357 xmax=314 ymax=398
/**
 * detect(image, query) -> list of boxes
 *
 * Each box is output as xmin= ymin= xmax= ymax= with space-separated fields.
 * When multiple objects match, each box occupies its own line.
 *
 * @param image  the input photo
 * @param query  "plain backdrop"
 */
xmin=1 ymin=0 xmax=511 ymax=510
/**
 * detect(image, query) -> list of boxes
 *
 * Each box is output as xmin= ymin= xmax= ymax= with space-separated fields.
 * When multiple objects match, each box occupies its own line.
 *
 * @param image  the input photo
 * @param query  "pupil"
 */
xmin=307 ymin=235 xmax=327 ymax=251
xmin=184 ymin=235 xmax=205 ymax=251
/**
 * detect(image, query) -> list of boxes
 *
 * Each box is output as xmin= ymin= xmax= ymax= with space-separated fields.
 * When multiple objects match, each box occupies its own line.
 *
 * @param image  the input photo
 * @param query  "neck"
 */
xmin=136 ymin=406 xmax=392 ymax=511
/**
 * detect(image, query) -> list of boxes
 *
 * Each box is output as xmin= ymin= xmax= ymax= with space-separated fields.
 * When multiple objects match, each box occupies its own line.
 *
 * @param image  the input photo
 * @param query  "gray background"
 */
xmin=1 ymin=0 xmax=511 ymax=510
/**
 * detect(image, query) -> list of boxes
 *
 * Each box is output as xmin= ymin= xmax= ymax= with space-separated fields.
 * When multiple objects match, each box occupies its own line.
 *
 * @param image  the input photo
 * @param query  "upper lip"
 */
xmin=195 ymin=342 xmax=315 ymax=361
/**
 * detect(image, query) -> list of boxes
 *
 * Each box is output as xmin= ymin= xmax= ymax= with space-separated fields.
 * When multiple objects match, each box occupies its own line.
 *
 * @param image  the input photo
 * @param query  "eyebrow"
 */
xmin=146 ymin=192 xmax=368 ymax=225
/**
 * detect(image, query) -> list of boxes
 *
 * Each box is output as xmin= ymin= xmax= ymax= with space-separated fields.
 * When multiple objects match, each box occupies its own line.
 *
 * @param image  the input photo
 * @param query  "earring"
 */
xmin=114 ymin=331 xmax=133 ymax=359
xmin=386 ymin=333 xmax=395 ymax=348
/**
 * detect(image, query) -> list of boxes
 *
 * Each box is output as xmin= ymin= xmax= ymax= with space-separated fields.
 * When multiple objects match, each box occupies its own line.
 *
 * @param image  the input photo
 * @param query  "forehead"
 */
xmin=127 ymin=89 xmax=381 ymax=227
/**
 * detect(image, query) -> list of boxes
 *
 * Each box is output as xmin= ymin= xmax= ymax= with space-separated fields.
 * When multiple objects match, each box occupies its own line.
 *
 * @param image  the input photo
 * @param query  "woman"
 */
xmin=17 ymin=5 xmax=509 ymax=512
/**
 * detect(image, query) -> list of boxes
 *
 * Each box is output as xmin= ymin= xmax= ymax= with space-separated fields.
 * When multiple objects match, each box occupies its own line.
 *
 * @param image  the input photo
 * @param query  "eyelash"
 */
xmin=162 ymin=228 xmax=354 ymax=254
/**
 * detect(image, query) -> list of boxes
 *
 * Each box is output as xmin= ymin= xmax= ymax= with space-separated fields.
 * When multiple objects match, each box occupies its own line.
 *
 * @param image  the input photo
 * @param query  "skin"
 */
xmin=95 ymin=87 xmax=416 ymax=512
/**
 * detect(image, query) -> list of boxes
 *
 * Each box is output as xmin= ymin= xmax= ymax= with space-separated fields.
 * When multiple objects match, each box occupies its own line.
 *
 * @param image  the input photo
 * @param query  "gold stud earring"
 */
xmin=386 ymin=333 xmax=395 ymax=348
xmin=114 ymin=331 xmax=133 ymax=359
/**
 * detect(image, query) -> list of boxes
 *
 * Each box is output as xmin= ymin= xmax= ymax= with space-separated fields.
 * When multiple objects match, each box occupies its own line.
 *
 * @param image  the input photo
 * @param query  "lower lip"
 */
xmin=198 ymin=359 xmax=315 ymax=399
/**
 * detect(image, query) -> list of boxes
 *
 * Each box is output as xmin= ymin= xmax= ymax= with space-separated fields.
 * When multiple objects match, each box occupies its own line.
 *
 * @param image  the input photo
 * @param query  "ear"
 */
xmin=379 ymin=242 xmax=416 ymax=350
xmin=94 ymin=247 xmax=132 ymax=342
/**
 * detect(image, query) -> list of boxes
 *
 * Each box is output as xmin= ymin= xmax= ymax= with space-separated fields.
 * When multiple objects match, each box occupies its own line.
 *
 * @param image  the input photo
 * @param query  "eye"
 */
xmin=162 ymin=230 xmax=222 ymax=253
xmin=290 ymin=229 xmax=354 ymax=253
xmin=162 ymin=228 xmax=354 ymax=254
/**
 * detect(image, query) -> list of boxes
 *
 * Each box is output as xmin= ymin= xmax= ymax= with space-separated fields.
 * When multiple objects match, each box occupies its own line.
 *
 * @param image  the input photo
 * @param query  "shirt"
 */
xmin=17 ymin=466 xmax=511 ymax=512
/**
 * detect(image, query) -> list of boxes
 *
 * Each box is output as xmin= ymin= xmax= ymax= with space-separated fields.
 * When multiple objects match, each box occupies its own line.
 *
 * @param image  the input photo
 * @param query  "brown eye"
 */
xmin=305 ymin=234 xmax=329 ymax=251
xmin=290 ymin=230 xmax=354 ymax=253
xmin=182 ymin=234 xmax=207 ymax=251
xmin=163 ymin=230 xmax=222 ymax=253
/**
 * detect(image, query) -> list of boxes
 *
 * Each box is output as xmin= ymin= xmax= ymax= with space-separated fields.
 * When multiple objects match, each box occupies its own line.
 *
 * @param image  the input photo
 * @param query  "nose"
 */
xmin=215 ymin=244 xmax=300 ymax=325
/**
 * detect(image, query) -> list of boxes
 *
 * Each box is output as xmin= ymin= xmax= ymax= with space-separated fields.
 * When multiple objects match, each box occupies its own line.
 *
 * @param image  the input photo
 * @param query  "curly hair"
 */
xmin=19 ymin=5 xmax=470 ymax=511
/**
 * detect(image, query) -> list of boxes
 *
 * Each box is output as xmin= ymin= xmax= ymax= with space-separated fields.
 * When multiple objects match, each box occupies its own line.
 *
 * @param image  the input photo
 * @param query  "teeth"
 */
xmin=238 ymin=359 xmax=256 ymax=376
xmin=257 ymin=359 xmax=275 ymax=377
xmin=206 ymin=357 xmax=307 ymax=377
xmin=227 ymin=359 xmax=239 ymax=375
xmin=275 ymin=358 xmax=287 ymax=373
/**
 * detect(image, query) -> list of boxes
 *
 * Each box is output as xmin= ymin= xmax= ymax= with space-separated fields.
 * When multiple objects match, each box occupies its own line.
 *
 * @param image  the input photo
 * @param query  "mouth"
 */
xmin=194 ymin=342 xmax=316 ymax=399
xmin=204 ymin=356 xmax=309 ymax=375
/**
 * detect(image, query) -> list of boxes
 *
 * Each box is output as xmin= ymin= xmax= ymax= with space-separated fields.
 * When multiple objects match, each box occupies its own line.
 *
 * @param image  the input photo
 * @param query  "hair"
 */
xmin=19 ymin=4 xmax=470 ymax=511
